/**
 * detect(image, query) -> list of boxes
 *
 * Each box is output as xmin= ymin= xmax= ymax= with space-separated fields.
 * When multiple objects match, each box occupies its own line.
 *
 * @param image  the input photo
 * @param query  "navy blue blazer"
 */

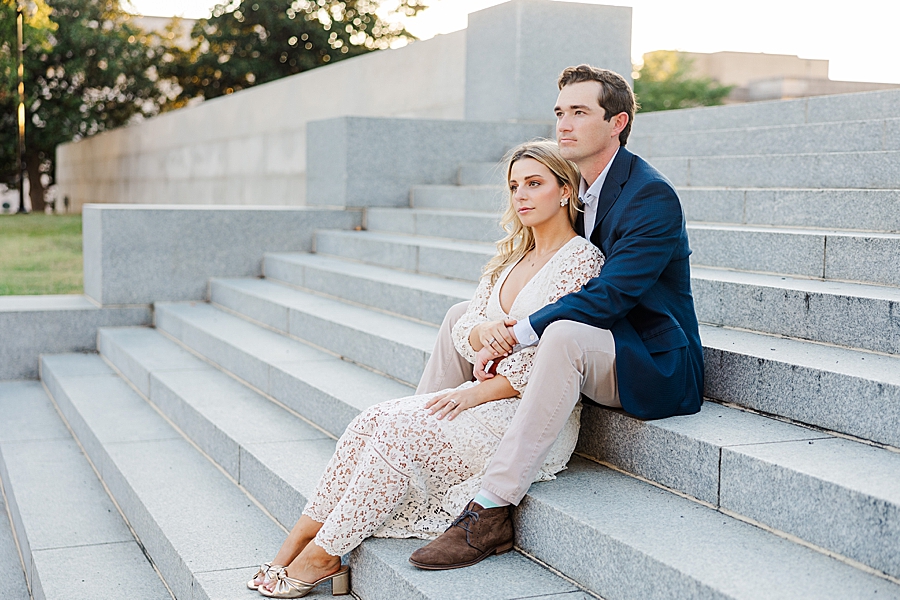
xmin=528 ymin=146 xmax=703 ymax=420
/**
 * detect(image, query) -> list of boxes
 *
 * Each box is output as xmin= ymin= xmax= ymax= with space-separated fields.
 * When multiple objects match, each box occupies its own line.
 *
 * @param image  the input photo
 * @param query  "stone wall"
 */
xmin=55 ymin=31 xmax=467 ymax=212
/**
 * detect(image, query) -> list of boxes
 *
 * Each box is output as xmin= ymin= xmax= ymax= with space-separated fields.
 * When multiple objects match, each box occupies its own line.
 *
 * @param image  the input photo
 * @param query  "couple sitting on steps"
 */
xmin=247 ymin=64 xmax=705 ymax=598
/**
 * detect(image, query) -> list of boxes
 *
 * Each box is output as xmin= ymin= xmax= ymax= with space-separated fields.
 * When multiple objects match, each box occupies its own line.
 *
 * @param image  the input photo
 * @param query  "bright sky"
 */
xmin=126 ymin=0 xmax=900 ymax=84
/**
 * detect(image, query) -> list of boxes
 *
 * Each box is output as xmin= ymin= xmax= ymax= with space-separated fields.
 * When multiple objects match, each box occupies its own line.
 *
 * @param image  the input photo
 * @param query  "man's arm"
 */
xmin=529 ymin=179 xmax=684 ymax=335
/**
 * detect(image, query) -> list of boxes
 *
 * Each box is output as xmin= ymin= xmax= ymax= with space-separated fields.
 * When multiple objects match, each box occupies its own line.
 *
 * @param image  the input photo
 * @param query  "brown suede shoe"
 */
xmin=409 ymin=501 xmax=514 ymax=570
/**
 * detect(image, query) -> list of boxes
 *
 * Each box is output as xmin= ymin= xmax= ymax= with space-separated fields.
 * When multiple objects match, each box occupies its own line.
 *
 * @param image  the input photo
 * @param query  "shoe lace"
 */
xmin=450 ymin=508 xmax=480 ymax=534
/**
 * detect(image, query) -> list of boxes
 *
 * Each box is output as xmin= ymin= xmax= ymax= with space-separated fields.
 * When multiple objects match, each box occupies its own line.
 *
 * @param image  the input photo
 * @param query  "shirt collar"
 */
xmin=578 ymin=147 xmax=619 ymax=207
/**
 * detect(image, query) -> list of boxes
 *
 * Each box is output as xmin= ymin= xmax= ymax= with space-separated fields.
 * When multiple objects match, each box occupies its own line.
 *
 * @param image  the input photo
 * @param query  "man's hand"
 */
xmin=472 ymin=319 xmax=519 ymax=355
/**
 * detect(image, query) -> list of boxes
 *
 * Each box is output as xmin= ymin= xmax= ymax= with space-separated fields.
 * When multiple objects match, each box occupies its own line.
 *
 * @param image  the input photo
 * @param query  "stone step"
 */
xmin=680 ymin=187 xmax=900 ymax=233
xmin=629 ymin=116 xmax=900 ymax=158
xmin=410 ymin=185 xmax=506 ymax=212
xmin=150 ymin=302 xmax=412 ymax=436
xmin=97 ymin=323 xmax=900 ymax=598
xmin=314 ymin=229 xmax=493 ymax=282
xmin=95 ymin=326 xmax=591 ymax=600
xmin=208 ymin=277 xmax=436 ymax=386
xmin=633 ymin=88 xmax=900 ymax=135
xmin=457 ymin=161 xmax=506 ymax=186
xmin=39 ymin=353 xmax=286 ymax=600
xmin=701 ymin=324 xmax=900 ymax=449
xmin=0 ymin=380 xmax=169 ymax=600
xmin=406 ymin=184 xmax=900 ymax=233
xmin=692 ymin=267 xmax=900 ymax=355
xmin=263 ymin=252 xmax=475 ymax=326
xmin=0 ymin=475 xmax=28 ymax=600
xmin=264 ymin=252 xmax=900 ymax=447
xmin=359 ymin=210 xmax=899 ymax=286
xmin=651 ymin=150 xmax=900 ymax=189
xmin=577 ymin=400 xmax=900 ymax=579
xmin=366 ymin=208 xmax=503 ymax=243
xmin=688 ymin=223 xmax=900 ymax=286
xmin=150 ymin=298 xmax=900 ymax=578
xmin=518 ymin=457 xmax=899 ymax=599
xmin=311 ymin=231 xmax=900 ymax=355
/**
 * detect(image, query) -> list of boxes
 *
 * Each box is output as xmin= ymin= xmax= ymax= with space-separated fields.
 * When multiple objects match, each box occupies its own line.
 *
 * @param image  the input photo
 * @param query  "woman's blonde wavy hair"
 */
xmin=483 ymin=140 xmax=582 ymax=284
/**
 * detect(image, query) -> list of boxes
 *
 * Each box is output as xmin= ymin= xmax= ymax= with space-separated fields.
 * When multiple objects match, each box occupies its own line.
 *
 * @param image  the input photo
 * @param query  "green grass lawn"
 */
xmin=0 ymin=213 xmax=83 ymax=295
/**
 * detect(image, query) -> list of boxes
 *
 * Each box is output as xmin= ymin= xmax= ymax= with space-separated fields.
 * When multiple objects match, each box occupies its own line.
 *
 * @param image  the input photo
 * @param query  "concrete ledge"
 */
xmin=306 ymin=117 xmax=550 ymax=208
xmin=82 ymin=205 xmax=361 ymax=305
xmin=0 ymin=296 xmax=150 ymax=380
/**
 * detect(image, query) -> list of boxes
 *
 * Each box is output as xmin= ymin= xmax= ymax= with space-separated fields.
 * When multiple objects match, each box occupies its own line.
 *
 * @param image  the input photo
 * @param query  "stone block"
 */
xmin=577 ymin=401 xmax=825 ymax=505
xmin=31 ymin=541 xmax=169 ymax=600
xmin=701 ymin=325 xmax=900 ymax=448
xmin=634 ymin=96 xmax=808 ymax=135
xmin=0 ymin=295 xmax=150 ymax=380
xmin=805 ymin=89 xmax=900 ymax=125
xmin=306 ymin=118 xmax=549 ymax=207
xmin=635 ymin=118 xmax=889 ymax=158
xmin=720 ymin=437 xmax=900 ymax=579
xmin=264 ymin=253 xmax=474 ymax=326
xmin=350 ymin=537 xmax=580 ymax=600
xmin=464 ymin=0 xmax=632 ymax=122
xmin=678 ymin=187 xmax=746 ymax=224
xmin=691 ymin=268 xmax=900 ymax=355
xmin=315 ymin=230 xmax=420 ymax=273
xmin=688 ymin=224 xmax=826 ymax=278
xmin=410 ymin=185 xmax=506 ymax=212
xmin=82 ymin=205 xmax=361 ymax=305
xmin=680 ymin=151 xmax=900 ymax=189
xmin=741 ymin=188 xmax=900 ymax=232
xmin=97 ymin=327 xmax=205 ymax=396
xmin=0 ymin=381 xmax=72 ymax=443
xmin=825 ymin=233 xmax=900 ymax=286
xmin=209 ymin=278 xmax=436 ymax=386
xmin=457 ymin=162 xmax=506 ymax=186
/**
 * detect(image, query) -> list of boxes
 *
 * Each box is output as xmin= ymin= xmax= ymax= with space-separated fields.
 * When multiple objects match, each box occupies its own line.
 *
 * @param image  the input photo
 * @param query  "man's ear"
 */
xmin=613 ymin=112 xmax=629 ymax=137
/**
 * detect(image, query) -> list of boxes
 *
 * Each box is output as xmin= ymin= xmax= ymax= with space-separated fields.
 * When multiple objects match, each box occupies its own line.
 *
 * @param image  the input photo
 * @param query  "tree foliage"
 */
xmin=0 ymin=0 xmax=166 ymax=211
xmin=634 ymin=51 xmax=734 ymax=112
xmin=161 ymin=0 xmax=426 ymax=107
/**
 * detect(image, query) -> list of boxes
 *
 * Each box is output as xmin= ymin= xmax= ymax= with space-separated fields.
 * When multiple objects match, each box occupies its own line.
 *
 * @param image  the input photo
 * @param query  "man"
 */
xmin=409 ymin=65 xmax=704 ymax=570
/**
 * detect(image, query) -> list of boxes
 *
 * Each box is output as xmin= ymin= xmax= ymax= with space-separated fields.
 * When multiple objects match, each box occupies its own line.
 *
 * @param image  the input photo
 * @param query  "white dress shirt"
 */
xmin=511 ymin=148 xmax=619 ymax=348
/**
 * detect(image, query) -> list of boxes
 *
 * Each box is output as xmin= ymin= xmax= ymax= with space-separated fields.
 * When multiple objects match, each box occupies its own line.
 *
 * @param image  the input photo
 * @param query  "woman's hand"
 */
xmin=425 ymin=386 xmax=486 ymax=421
xmin=470 ymin=319 xmax=518 ymax=355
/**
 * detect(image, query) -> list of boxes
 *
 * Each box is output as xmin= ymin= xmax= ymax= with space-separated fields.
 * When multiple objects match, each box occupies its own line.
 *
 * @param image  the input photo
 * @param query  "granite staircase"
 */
xmin=2 ymin=89 xmax=900 ymax=599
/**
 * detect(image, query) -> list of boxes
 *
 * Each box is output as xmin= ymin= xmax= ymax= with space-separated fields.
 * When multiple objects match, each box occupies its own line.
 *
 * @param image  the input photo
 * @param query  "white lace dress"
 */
xmin=302 ymin=237 xmax=604 ymax=556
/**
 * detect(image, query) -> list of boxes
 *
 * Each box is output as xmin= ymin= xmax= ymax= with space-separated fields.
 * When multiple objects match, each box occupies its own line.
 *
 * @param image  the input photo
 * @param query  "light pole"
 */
xmin=15 ymin=0 xmax=27 ymax=214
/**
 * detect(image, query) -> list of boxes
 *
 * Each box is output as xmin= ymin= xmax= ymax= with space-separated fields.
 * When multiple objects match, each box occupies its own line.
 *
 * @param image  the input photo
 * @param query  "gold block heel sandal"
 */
xmin=247 ymin=563 xmax=285 ymax=591
xmin=259 ymin=565 xmax=350 ymax=598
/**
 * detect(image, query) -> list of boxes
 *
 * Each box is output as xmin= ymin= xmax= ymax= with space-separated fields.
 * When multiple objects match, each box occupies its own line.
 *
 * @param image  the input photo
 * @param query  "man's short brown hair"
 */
xmin=558 ymin=65 xmax=637 ymax=146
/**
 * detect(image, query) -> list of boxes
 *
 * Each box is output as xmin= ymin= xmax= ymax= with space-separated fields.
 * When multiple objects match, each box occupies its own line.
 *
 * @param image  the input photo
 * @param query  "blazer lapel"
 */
xmin=589 ymin=147 xmax=633 ymax=238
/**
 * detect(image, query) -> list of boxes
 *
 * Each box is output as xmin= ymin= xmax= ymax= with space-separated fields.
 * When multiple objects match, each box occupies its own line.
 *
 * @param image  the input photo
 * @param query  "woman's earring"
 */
xmin=560 ymin=196 xmax=569 ymax=207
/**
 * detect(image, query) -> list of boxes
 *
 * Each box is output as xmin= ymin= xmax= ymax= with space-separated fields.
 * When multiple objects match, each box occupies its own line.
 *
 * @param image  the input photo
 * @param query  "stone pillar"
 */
xmin=464 ymin=0 xmax=633 ymax=122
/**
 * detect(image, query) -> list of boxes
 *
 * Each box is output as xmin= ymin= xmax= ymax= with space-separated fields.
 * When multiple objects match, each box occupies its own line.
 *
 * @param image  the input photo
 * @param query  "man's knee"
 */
xmin=540 ymin=320 xmax=593 ymax=349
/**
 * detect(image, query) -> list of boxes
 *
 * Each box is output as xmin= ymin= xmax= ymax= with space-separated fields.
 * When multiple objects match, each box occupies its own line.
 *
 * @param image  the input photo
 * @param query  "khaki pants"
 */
xmin=417 ymin=302 xmax=620 ymax=505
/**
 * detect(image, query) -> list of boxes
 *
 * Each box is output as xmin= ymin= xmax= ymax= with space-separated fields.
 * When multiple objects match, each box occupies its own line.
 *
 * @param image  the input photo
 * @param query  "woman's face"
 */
xmin=508 ymin=157 xmax=570 ymax=230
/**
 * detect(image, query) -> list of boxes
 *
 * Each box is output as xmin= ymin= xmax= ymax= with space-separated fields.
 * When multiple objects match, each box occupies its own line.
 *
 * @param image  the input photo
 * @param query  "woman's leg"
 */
xmin=269 ymin=515 xmax=324 ymax=568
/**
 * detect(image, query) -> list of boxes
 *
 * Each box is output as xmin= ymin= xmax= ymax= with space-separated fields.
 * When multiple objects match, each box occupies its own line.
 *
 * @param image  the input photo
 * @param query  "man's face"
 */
xmin=554 ymin=81 xmax=620 ymax=167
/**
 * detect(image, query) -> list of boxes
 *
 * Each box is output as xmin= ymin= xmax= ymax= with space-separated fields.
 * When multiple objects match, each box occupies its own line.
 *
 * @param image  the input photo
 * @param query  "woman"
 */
xmin=249 ymin=140 xmax=604 ymax=598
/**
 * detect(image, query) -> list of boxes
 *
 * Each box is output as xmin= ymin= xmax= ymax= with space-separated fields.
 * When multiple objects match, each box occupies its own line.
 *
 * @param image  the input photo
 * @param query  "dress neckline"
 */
xmin=495 ymin=236 xmax=582 ymax=316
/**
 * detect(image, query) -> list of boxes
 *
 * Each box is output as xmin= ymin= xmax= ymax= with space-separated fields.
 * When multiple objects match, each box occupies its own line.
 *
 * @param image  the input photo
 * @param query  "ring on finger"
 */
xmin=487 ymin=338 xmax=496 ymax=346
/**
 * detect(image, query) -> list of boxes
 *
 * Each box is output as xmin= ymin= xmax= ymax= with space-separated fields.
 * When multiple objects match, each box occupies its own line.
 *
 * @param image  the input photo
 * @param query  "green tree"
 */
xmin=634 ymin=51 xmax=734 ymax=112
xmin=161 ymin=0 xmax=426 ymax=108
xmin=1 ymin=0 xmax=167 ymax=212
